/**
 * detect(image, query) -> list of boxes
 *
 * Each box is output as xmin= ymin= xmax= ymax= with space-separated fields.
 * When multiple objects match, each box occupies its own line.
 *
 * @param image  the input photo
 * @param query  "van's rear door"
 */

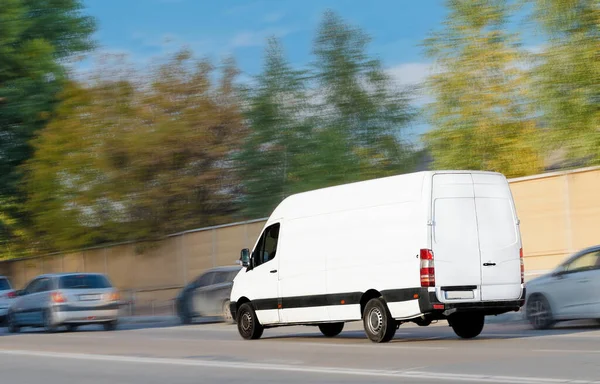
xmin=432 ymin=173 xmax=482 ymax=302
xmin=472 ymin=173 xmax=522 ymax=301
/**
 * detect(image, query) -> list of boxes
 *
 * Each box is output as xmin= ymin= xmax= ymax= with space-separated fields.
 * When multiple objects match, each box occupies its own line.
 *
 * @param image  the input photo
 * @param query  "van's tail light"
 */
xmin=51 ymin=291 xmax=67 ymax=303
xmin=420 ymin=249 xmax=435 ymax=287
xmin=7 ymin=291 xmax=17 ymax=299
xmin=520 ymin=248 xmax=525 ymax=284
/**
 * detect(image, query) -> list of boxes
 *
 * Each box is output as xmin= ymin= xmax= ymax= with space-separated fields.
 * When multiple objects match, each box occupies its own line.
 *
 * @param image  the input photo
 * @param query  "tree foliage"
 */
xmin=530 ymin=0 xmax=600 ymax=166
xmin=236 ymin=11 xmax=418 ymax=218
xmin=423 ymin=0 xmax=543 ymax=177
xmin=0 ymin=0 xmax=95 ymax=257
xmin=235 ymin=38 xmax=311 ymax=218
xmin=22 ymin=51 xmax=246 ymax=251
xmin=311 ymin=10 xmax=417 ymax=184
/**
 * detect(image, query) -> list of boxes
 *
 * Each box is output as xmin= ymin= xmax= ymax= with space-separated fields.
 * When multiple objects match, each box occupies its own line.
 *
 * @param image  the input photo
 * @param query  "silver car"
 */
xmin=525 ymin=245 xmax=600 ymax=329
xmin=6 ymin=273 xmax=120 ymax=333
xmin=0 ymin=276 xmax=16 ymax=323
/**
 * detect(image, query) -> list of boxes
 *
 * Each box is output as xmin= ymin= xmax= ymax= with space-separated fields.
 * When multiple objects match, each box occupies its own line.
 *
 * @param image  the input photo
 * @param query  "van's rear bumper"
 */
xmin=419 ymin=288 xmax=526 ymax=316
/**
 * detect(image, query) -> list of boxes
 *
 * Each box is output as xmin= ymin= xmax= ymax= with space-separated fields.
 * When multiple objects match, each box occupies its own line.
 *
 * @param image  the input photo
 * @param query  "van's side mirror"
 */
xmin=240 ymin=248 xmax=250 ymax=267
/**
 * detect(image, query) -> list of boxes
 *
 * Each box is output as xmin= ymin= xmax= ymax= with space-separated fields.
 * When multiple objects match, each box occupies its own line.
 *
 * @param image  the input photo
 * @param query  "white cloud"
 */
xmin=386 ymin=62 xmax=435 ymax=107
xmin=230 ymin=28 xmax=291 ymax=48
xmin=524 ymin=44 xmax=546 ymax=54
xmin=386 ymin=62 xmax=433 ymax=87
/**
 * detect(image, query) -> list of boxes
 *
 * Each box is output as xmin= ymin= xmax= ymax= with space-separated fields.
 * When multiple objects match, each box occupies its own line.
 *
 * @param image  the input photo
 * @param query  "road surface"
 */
xmin=2 ymin=318 xmax=600 ymax=383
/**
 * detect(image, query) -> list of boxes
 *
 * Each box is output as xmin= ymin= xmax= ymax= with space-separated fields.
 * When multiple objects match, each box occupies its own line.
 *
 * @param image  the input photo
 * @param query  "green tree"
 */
xmin=530 ymin=0 xmax=600 ymax=166
xmin=235 ymin=38 xmax=311 ymax=218
xmin=423 ymin=0 xmax=542 ymax=177
xmin=311 ymin=10 xmax=417 ymax=183
xmin=22 ymin=51 xmax=246 ymax=251
xmin=0 ymin=0 xmax=96 ymax=257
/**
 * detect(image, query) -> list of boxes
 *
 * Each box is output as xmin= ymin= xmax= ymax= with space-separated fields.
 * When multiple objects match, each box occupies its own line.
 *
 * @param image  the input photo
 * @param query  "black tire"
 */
xmin=43 ymin=310 xmax=58 ymax=333
xmin=363 ymin=298 xmax=397 ymax=343
xmin=318 ymin=323 xmax=344 ymax=337
xmin=222 ymin=300 xmax=234 ymax=324
xmin=449 ymin=313 xmax=485 ymax=339
xmin=65 ymin=324 xmax=78 ymax=332
xmin=526 ymin=294 xmax=555 ymax=330
xmin=7 ymin=312 xmax=20 ymax=334
xmin=103 ymin=320 xmax=118 ymax=331
xmin=236 ymin=303 xmax=264 ymax=340
xmin=178 ymin=297 xmax=193 ymax=325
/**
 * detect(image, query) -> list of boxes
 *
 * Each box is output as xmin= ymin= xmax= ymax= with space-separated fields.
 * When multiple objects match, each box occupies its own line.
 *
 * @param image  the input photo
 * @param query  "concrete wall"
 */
xmin=1 ymin=167 xmax=598 ymax=302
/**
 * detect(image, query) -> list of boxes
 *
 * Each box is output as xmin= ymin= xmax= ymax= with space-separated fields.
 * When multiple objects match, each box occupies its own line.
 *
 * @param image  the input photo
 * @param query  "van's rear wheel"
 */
xmin=449 ymin=313 xmax=485 ymax=339
xmin=363 ymin=298 xmax=397 ymax=343
xmin=237 ymin=303 xmax=264 ymax=340
xmin=318 ymin=323 xmax=344 ymax=337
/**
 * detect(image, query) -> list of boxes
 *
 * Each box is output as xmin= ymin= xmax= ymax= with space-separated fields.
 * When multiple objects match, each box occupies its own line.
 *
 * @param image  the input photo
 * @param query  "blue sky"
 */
xmin=81 ymin=0 xmax=450 ymax=141
xmin=80 ymin=0 xmax=542 ymax=142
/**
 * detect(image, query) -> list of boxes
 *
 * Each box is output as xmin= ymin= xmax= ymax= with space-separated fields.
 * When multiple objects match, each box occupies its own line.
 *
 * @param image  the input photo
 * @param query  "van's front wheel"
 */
xmin=363 ymin=298 xmax=397 ymax=343
xmin=237 ymin=303 xmax=264 ymax=340
xmin=449 ymin=313 xmax=485 ymax=339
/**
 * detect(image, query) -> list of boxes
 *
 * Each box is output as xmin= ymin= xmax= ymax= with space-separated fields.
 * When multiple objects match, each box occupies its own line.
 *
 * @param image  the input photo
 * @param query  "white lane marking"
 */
xmin=280 ymin=341 xmax=449 ymax=350
xmin=534 ymin=349 xmax=600 ymax=354
xmin=0 ymin=349 xmax=597 ymax=384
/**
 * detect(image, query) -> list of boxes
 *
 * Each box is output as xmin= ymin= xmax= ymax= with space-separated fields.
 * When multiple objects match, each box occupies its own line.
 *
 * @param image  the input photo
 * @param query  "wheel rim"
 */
xmin=367 ymin=307 xmax=384 ymax=334
xmin=240 ymin=311 xmax=252 ymax=334
xmin=529 ymin=299 xmax=549 ymax=327
xmin=223 ymin=302 xmax=232 ymax=321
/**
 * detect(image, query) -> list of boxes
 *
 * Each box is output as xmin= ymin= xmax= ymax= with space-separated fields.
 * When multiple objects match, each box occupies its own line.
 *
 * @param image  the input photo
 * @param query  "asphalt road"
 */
xmin=2 ymin=318 xmax=600 ymax=384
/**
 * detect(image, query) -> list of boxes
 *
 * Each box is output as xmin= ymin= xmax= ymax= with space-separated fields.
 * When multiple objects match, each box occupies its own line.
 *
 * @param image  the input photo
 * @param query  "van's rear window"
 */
xmin=59 ymin=275 xmax=112 ymax=289
xmin=0 ymin=278 xmax=11 ymax=290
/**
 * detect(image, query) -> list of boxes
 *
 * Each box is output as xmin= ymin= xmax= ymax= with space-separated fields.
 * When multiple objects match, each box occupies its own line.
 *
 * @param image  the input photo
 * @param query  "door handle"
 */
xmin=483 ymin=263 xmax=496 ymax=267
xmin=270 ymin=270 xmax=277 ymax=274
xmin=577 ymin=279 xmax=590 ymax=283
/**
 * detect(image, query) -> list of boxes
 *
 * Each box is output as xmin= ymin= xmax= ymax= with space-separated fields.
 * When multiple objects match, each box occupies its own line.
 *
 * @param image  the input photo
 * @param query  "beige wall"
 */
xmin=511 ymin=167 xmax=600 ymax=278
xmin=1 ymin=167 xmax=599 ymax=300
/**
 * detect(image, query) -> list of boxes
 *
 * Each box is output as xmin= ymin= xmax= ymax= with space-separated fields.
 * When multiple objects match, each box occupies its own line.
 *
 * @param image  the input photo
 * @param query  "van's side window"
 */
xmin=252 ymin=223 xmax=280 ymax=268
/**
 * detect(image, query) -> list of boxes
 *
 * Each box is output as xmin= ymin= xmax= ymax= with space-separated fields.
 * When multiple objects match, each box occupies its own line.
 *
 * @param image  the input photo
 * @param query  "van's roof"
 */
xmin=269 ymin=170 xmax=505 ymax=222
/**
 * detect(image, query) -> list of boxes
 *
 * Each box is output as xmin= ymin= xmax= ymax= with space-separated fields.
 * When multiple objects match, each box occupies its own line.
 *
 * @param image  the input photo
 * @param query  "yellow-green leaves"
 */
xmin=424 ymin=0 xmax=543 ymax=177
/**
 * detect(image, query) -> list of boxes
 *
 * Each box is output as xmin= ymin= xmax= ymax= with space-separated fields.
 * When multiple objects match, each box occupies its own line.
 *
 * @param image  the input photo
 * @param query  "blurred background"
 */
xmin=0 ymin=0 xmax=598 ymax=313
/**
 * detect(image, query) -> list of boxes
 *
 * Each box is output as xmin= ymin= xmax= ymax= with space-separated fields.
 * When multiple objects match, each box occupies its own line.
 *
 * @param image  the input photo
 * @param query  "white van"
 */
xmin=230 ymin=171 xmax=525 ymax=343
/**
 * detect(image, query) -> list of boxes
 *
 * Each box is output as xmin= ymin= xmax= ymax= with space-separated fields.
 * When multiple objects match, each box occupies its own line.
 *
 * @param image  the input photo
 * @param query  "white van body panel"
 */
xmin=230 ymin=170 xmax=524 ymax=327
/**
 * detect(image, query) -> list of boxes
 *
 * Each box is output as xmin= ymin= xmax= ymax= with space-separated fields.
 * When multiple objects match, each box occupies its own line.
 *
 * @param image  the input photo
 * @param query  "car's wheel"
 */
xmin=43 ymin=309 xmax=58 ymax=333
xmin=222 ymin=300 xmax=234 ymax=324
xmin=7 ymin=312 xmax=20 ymax=334
xmin=236 ymin=303 xmax=264 ymax=340
xmin=363 ymin=298 xmax=397 ymax=343
xmin=449 ymin=313 xmax=485 ymax=339
xmin=178 ymin=297 xmax=193 ymax=325
xmin=526 ymin=294 xmax=555 ymax=330
xmin=103 ymin=320 xmax=118 ymax=331
xmin=318 ymin=322 xmax=344 ymax=337
xmin=65 ymin=324 xmax=78 ymax=332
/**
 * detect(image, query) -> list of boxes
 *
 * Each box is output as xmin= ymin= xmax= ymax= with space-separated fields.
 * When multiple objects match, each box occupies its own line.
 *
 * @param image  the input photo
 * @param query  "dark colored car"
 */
xmin=176 ymin=266 xmax=242 ymax=324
